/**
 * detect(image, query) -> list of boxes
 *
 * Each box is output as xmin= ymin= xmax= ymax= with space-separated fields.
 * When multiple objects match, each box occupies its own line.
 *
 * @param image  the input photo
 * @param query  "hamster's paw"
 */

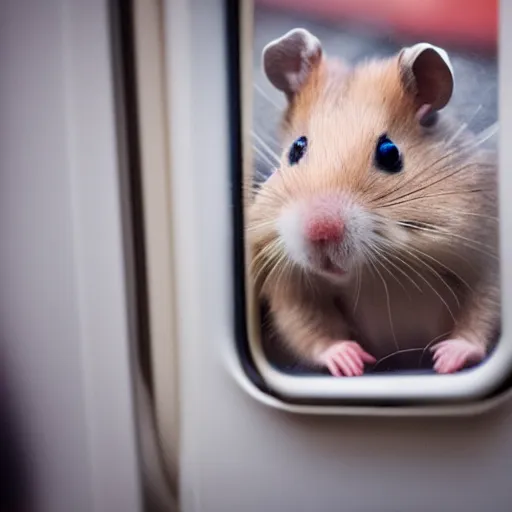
xmin=317 ymin=341 xmax=376 ymax=377
xmin=431 ymin=338 xmax=486 ymax=374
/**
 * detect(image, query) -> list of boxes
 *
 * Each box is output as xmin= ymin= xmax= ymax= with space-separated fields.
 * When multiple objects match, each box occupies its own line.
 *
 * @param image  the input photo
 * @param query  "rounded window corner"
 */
xmin=227 ymin=0 xmax=506 ymax=419
xmin=228 ymin=333 xmax=512 ymax=417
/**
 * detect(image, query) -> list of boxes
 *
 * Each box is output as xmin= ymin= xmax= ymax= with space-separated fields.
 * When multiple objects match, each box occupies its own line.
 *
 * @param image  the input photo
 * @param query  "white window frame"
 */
xmin=153 ymin=0 xmax=512 ymax=424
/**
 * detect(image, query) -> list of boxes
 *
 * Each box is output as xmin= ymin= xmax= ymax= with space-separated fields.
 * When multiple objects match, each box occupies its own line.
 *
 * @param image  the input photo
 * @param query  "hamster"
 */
xmin=248 ymin=28 xmax=500 ymax=377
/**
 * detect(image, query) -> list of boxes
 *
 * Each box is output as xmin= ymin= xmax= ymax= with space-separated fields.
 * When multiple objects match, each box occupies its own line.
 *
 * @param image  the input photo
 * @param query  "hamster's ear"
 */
xmin=262 ymin=28 xmax=323 ymax=100
xmin=399 ymin=43 xmax=454 ymax=126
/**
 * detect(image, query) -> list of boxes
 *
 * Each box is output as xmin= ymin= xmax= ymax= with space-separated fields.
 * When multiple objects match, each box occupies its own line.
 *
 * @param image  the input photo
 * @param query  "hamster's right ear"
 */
xmin=262 ymin=28 xmax=323 ymax=100
xmin=399 ymin=43 xmax=454 ymax=126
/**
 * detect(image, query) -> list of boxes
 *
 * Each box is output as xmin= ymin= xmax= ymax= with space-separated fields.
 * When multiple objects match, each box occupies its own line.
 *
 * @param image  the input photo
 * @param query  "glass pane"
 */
xmin=247 ymin=0 xmax=499 ymax=379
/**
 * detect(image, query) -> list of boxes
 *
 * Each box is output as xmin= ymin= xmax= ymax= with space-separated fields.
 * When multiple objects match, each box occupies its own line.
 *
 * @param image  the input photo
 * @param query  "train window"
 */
xmin=236 ymin=0 xmax=509 ymax=408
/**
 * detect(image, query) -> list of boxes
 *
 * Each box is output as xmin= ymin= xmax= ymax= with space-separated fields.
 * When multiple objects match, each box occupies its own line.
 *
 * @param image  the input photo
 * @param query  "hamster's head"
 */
xmin=249 ymin=28 xmax=489 ymax=290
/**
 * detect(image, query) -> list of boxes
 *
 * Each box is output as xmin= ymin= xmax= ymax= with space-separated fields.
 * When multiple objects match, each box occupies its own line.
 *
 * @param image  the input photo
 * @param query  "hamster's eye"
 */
xmin=375 ymin=135 xmax=402 ymax=173
xmin=288 ymin=136 xmax=308 ymax=166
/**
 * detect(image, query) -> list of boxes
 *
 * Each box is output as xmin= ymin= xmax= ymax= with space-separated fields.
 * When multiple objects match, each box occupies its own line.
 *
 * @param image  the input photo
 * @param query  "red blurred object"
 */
xmin=256 ymin=0 xmax=497 ymax=52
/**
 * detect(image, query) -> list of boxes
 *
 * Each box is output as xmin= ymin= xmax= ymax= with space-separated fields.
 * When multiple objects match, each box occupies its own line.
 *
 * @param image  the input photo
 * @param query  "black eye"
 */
xmin=288 ymin=136 xmax=308 ymax=165
xmin=375 ymin=135 xmax=402 ymax=173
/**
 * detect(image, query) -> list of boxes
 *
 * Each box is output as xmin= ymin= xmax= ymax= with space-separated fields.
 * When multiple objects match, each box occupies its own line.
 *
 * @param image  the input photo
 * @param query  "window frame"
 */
xmin=232 ymin=0 xmax=512 ymax=411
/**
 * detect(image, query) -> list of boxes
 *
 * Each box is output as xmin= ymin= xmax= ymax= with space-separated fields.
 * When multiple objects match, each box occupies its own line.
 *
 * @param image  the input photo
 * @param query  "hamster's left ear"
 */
xmin=399 ymin=43 xmax=454 ymax=126
xmin=262 ymin=28 xmax=323 ymax=101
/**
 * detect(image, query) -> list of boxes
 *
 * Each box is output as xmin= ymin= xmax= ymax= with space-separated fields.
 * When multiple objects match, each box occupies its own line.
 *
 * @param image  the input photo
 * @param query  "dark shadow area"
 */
xmin=0 ymin=352 xmax=33 ymax=512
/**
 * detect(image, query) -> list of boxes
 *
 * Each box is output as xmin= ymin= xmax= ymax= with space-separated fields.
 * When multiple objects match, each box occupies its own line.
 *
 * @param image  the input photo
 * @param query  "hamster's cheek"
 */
xmin=277 ymin=203 xmax=309 ymax=268
xmin=380 ymin=221 xmax=413 ymax=252
xmin=340 ymin=203 xmax=375 ymax=257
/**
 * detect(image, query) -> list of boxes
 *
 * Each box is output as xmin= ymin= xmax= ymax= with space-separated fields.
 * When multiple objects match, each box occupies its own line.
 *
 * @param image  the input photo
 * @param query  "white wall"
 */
xmin=164 ymin=1 xmax=512 ymax=511
xmin=0 ymin=1 xmax=142 ymax=510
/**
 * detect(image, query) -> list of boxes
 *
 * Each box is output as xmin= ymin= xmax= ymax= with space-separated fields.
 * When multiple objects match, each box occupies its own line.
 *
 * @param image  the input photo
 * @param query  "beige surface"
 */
xmin=159 ymin=0 xmax=512 ymax=510
xmin=132 ymin=0 xmax=179 ymax=509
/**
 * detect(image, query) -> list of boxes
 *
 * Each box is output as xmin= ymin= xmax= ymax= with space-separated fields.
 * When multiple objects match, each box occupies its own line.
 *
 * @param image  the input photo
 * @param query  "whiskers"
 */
xmin=445 ymin=104 xmax=483 ymax=145
xmin=371 ymin=330 xmax=450 ymax=371
xmin=395 ymin=220 xmax=498 ymax=260
xmin=359 ymin=244 xmax=400 ymax=351
xmin=372 ymin=348 xmax=425 ymax=372
xmin=372 ymin=120 xmax=498 ymax=209
xmin=250 ymin=238 xmax=283 ymax=289
xmin=253 ymin=82 xmax=285 ymax=112
xmin=363 ymin=203 xmax=499 ymax=328
xmin=352 ymin=265 xmax=362 ymax=313
xmin=252 ymin=129 xmax=280 ymax=167
xmin=249 ymin=234 xmax=298 ymax=294
xmin=251 ymin=83 xmax=285 ymax=189
xmin=361 ymin=215 xmax=472 ymax=322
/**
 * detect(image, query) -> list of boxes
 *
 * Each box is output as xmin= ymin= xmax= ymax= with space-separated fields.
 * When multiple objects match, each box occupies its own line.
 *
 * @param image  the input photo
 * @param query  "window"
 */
xmin=236 ymin=0 xmax=508 ymax=408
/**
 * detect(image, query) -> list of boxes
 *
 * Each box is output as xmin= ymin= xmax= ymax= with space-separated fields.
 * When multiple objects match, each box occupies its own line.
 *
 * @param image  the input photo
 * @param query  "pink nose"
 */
xmin=305 ymin=215 xmax=344 ymax=243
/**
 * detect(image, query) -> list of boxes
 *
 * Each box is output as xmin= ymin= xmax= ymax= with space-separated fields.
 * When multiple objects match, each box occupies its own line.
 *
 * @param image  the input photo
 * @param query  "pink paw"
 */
xmin=317 ymin=341 xmax=376 ymax=377
xmin=431 ymin=338 xmax=486 ymax=374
